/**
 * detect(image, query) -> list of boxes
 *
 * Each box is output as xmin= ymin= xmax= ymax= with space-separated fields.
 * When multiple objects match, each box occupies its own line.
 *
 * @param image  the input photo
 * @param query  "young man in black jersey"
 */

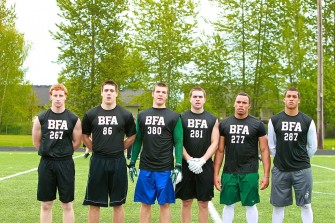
xmin=175 ymin=86 xmax=219 ymax=223
xmin=32 ymin=83 xmax=82 ymax=223
xmin=213 ymin=92 xmax=271 ymax=223
xmin=268 ymin=87 xmax=317 ymax=223
xmin=128 ymin=82 xmax=183 ymax=223
xmin=82 ymin=80 xmax=136 ymax=223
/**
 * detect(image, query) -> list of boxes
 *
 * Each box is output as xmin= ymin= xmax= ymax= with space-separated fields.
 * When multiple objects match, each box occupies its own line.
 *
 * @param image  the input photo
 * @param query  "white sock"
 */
xmin=222 ymin=204 xmax=235 ymax=223
xmin=246 ymin=205 xmax=258 ymax=223
xmin=301 ymin=204 xmax=313 ymax=223
xmin=272 ymin=207 xmax=284 ymax=223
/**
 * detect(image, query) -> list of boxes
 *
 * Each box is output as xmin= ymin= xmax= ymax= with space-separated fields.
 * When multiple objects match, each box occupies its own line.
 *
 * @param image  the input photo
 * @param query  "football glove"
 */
xmin=170 ymin=163 xmax=182 ymax=185
xmin=188 ymin=157 xmax=206 ymax=174
xmin=127 ymin=161 xmax=138 ymax=183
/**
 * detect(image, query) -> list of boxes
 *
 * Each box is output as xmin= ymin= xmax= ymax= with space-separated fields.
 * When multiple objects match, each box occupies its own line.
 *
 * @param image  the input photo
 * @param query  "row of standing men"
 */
xmin=32 ymin=81 xmax=317 ymax=223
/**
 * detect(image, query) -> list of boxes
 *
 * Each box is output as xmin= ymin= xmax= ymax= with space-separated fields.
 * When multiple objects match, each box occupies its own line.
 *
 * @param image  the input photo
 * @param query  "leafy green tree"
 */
xmin=53 ymin=0 xmax=132 ymax=118
xmin=130 ymin=0 xmax=199 ymax=110
xmin=0 ymin=1 xmax=34 ymax=134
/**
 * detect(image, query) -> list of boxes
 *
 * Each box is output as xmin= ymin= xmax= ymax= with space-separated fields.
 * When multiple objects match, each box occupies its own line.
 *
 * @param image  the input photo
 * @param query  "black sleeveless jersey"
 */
xmin=82 ymin=105 xmax=136 ymax=156
xmin=270 ymin=111 xmax=313 ymax=171
xmin=38 ymin=109 xmax=78 ymax=158
xmin=181 ymin=110 xmax=217 ymax=158
xmin=219 ymin=115 xmax=266 ymax=174
xmin=137 ymin=107 xmax=181 ymax=171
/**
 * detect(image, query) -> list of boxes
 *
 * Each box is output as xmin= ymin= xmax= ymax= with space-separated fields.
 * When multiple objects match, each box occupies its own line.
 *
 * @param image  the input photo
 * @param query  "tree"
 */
xmin=53 ymin=0 xmax=132 ymax=117
xmin=0 ymin=0 xmax=33 ymax=134
xmin=130 ymin=0 xmax=199 ymax=110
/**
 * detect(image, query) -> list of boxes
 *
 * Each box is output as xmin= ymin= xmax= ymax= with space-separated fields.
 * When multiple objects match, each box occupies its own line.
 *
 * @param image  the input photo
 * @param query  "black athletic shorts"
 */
xmin=83 ymin=152 xmax=128 ymax=207
xmin=37 ymin=157 xmax=75 ymax=203
xmin=175 ymin=159 xmax=214 ymax=201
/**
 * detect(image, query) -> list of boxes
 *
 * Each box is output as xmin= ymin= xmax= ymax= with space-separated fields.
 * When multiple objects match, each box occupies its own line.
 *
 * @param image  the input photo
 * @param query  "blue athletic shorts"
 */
xmin=134 ymin=170 xmax=175 ymax=205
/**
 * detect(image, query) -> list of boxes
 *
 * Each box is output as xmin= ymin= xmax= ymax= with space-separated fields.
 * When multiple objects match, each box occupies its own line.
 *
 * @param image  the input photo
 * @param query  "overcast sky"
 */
xmin=6 ymin=0 xmax=217 ymax=86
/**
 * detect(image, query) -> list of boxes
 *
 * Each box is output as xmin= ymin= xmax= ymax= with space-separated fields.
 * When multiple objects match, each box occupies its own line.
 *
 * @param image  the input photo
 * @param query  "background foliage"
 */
xmin=1 ymin=0 xmax=335 ymax=136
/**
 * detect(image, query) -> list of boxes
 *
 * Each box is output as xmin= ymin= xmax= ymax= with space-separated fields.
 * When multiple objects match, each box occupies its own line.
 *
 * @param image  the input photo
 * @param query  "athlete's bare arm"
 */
xmin=72 ymin=119 xmax=82 ymax=150
xmin=32 ymin=116 xmax=41 ymax=149
xmin=213 ymin=135 xmax=225 ymax=191
xmin=259 ymin=135 xmax=271 ymax=190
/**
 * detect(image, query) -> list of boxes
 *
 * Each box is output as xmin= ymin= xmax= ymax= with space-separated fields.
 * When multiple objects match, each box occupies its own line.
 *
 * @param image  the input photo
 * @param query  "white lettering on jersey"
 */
xmin=281 ymin=122 xmax=302 ymax=132
xmin=229 ymin=125 xmax=249 ymax=135
xmin=187 ymin=119 xmax=208 ymax=128
xmin=282 ymin=122 xmax=301 ymax=141
xmin=98 ymin=116 xmax=118 ymax=125
xmin=48 ymin=120 xmax=68 ymax=130
xmin=145 ymin=116 xmax=165 ymax=125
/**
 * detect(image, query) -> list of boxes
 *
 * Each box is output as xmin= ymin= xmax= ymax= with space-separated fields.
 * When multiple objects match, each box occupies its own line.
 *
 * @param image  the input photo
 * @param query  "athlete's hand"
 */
xmin=127 ymin=161 xmax=138 ymax=183
xmin=188 ymin=158 xmax=206 ymax=174
xmin=187 ymin=157 xmax=201 ymax=173
xmin=260 ymin=176 xmax=270 ymax=190
xmin=214 ymin=175 xmax=222 ymax=191
xmin=170 ymin=163 xmax=182 ymax=185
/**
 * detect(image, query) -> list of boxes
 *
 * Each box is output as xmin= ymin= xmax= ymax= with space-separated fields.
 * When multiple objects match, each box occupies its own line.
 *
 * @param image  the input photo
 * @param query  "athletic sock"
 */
xmin=245 ymin=205 xmax=258 ymax=223
xmin=301 ymin=204 xmax=313 ymax=223
xmin=272 ymin=207 xmax=284 ymax=223
xmin=222 ymin=204 xmax=235 ymax=223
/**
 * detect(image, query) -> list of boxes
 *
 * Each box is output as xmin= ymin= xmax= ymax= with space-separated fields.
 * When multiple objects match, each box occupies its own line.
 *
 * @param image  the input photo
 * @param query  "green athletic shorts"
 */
xmin=220 ymin=172 xmax=260 ymax=206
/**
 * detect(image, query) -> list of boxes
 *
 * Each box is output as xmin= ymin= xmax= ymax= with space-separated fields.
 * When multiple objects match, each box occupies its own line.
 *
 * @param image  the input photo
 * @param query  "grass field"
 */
xmin=1 ymin=134 xmax=335 ymax=150
xmin=0 ymin=151 xmax=334 ymax=223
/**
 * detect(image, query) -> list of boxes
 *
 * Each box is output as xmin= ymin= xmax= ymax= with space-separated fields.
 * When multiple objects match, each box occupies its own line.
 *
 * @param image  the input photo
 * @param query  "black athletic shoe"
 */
xmin=84 ymin=153 xmax=90 ymax=158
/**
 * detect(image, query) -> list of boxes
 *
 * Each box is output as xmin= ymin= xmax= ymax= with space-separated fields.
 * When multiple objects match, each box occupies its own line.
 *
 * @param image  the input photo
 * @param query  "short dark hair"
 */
xmin=284 ymin=87 xmax=300 ymax=98
xmin=101 ymin=80 xmax=118 ymax=92
xmin=235 ymin=92 xmax=250 ymax=104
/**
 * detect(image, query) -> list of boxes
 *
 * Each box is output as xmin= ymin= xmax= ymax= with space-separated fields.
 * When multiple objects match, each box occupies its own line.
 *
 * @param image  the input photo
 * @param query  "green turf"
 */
xmin=0 ymin=152 xmax=334 ymax=222
xmin=0 ymin=135 xmax=34 ymax=147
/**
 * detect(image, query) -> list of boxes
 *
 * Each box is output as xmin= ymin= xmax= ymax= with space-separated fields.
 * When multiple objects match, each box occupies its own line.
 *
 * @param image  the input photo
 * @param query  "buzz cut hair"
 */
xmin=49 ymin=84 xmax=68 ymax=96
xmin=189 ymin=86 xmax=206 ymax=98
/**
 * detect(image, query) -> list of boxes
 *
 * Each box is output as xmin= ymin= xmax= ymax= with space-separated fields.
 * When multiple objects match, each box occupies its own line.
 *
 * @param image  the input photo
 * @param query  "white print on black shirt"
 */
xmin=229 ymin=125 xmax=250 ymax=144
xmin=145 ymin=116 xmax=165 ymax=135
xmin=48 ymin=120 xmax=68 ymax=139
xmin=282 ymin=121 xmax=302 ymax=141
xmin=98 ymin=116 xmax=119 ymax=135
xmin=188 ymin=119 xmax=208 ymax=138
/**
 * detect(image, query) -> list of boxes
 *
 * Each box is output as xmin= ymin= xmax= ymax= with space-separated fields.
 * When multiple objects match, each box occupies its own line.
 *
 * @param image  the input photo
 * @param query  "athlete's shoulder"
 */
xmin=85 ymin=105 xmax=100 ymax=115
xmin=219 ymin=115 xmax=234 ymax=127
xmin=247 ymin=115 xmax=263 ymax=123
xmin=270 ymin=111 xmax=285 ymax=122
xmin=297 ymin=111 xmax=313 ymax=125
xmin=37 ymin=109 xmax=51 ymax=123
xmin=115 ymin=105 xmax=133 ymax=115
xmin=65 ymin=109 xmax=78 ymax=117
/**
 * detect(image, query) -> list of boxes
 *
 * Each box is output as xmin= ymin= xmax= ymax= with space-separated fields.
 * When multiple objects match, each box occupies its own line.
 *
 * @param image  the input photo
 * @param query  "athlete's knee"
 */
xmin=197 ymin=201 xmax=209 ymax=209
xmin=61 ymin=202 xmax=73 ymax=212
xmin=41 ymin=201 xmax=53 ymax=211
xmin=182 ymin=199 xmax=193 ymax=208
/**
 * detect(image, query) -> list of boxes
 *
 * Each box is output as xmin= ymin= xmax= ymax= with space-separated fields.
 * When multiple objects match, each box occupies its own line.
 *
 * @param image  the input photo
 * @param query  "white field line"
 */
xmin=313 ymin=191 xmax=335 ymax=196
xmin=208 ymin=201 xmax=221 ymax=223
xmin=311 ymin=164 xmax=335 ymax=172
xmin=0 ymin=154 xmax=84 ymax=182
